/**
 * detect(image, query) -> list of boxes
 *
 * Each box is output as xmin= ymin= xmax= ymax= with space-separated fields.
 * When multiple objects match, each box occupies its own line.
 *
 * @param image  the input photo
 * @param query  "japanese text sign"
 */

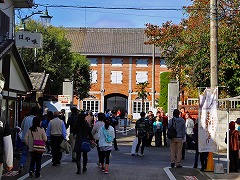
xmin=15 ymin=31 xmax=43 ymax=48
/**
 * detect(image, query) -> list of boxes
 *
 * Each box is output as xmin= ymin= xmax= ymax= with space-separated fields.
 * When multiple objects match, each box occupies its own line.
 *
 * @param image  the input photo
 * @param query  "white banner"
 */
xmin=198 ymin=88 xmax=218 ymax=152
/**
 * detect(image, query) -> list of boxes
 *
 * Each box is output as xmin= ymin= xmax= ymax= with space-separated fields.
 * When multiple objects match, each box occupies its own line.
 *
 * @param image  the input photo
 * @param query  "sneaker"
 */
xmin=102 ymin=167 xmax=105 ymax=172
xmin=171 ymin=163 xmax=175 ymax=168
xmin=176 ymin=165 xmax=182 ymax=168
xmin=18 ymin=165 xmax=23 ymax=174
xmin=97 ymin=162 xmax=101 ymax=168
xmin=135 ymin=153 xmax=140 ymax=156
xmin=104 ymin=170 xmax=109 ymax=174
xmin=139 ymin=154 xmax=145 ymax=157
xmin=35 ymin=175 xmax=41 ymax=178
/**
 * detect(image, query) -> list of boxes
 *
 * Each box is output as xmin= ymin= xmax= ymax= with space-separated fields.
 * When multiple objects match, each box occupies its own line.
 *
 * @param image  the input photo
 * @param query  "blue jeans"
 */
xmin=20 ymin=142 xmax=29 ymax=166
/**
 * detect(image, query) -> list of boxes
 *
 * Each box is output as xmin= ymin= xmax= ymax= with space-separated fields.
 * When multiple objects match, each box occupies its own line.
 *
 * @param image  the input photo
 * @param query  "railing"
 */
xmin=218 ymin=99 xmax=240 ymax=109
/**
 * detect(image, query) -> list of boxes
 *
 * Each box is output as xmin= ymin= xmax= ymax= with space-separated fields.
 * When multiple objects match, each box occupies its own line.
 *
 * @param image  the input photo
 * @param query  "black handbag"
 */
xmin=167 ymin=118 xmax=177 ymax=139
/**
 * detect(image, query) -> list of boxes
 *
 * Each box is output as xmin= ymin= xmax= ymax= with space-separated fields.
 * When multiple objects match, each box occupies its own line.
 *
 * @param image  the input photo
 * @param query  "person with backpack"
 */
xmin=168 ymin=109 xmax=185 ymax=168
xmin=97 ymin=117 xmax=115 ymax=174
xmin=25 ymin=116 xmax=47 ymax=178
xmin=135 ymin=112 xmax=149 ymax=156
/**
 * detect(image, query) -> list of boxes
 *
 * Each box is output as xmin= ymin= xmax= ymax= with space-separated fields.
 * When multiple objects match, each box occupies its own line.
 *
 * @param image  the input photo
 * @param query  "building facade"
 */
xmin=66 ymin=28 xmax=169 ymax=119
xmin=0 ymin=0 xmax=34 ymax=129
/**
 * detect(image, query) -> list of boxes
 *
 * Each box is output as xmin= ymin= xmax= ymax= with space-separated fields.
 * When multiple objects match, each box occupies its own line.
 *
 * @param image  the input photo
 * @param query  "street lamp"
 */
xmin=20 ymin=7 xmax=53 ymax=30
xmin=40 ymin=8 xmax=53 ymax=27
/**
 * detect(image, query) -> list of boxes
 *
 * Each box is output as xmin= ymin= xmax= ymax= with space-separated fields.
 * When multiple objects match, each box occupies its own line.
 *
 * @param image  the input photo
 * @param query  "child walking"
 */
xmin=25 ymin=116 xmax=47 ymax=178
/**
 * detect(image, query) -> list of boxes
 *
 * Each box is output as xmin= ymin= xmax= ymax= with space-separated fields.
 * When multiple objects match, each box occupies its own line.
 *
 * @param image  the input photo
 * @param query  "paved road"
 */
xmin=3 ymin=127 xmax=240 ymax=180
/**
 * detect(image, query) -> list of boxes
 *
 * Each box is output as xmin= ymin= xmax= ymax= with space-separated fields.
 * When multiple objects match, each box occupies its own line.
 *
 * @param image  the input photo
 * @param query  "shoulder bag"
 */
xmin=31 ymin=131 xmax=46 ymax=153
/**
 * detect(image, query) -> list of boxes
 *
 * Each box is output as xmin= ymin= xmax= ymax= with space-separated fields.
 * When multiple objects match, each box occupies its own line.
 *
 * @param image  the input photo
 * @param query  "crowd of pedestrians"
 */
xmin=1 ymin=105 xmax=239 ymax=178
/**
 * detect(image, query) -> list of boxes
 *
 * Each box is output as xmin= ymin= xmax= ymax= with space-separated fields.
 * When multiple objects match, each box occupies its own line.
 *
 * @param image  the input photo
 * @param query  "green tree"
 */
xmin=145 ymin=0 xmax=240 ymax=97
xmin=17 ymin=19 xmax=73 ymax=94
xmin=159 ymin=72 xmax=170 ymax=112
xmin=136 ymin=81 xmax=150 ymax=112
xmin=72 ymin=54 xmax=91 ymax=100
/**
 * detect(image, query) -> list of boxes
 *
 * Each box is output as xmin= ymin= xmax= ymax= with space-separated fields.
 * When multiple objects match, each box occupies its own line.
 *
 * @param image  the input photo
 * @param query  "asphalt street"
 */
xmin=2 ymin=126 xmax=240 ymax=180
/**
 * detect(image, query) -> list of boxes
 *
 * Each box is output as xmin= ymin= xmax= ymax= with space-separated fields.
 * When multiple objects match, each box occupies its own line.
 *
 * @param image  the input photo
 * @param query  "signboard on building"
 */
xmin=58 ymin=95 xmax=70 ymax=104
xmin=15 ymin=31 xmax=43 ymax=48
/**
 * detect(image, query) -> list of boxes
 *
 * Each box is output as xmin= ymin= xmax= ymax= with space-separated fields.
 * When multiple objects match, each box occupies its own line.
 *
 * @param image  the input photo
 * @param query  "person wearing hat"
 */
xmin=46 ymin=111 xmax=67 ymax=166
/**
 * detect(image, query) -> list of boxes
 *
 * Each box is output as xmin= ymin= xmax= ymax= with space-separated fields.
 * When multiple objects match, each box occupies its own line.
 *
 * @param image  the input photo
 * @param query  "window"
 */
xmin=111 ymin=71 xmax=122 ymax=84
xmin=136 ymin=71 xmax=148 ymax=83
xmin=111 ymin=58 xmax=123 ymax=67
xmin=160 ymin=59 xmax=167 ymax=67
xmin=136 ymin=59 xmax=148 ymax=67
xmin=91 ymin=70 xmax=97 ymax=83
xmin=88 ymin=58 xmax=98 ymax=66
xmin=82 ymin=100 xmax=100 ymax=113
xmin=133 ymin=101 xmax=150 ymax=113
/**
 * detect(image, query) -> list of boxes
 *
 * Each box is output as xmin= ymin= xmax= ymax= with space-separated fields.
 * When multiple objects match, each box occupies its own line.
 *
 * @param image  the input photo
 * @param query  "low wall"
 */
xmin=216 ymin=109 xmax=240 ymax=152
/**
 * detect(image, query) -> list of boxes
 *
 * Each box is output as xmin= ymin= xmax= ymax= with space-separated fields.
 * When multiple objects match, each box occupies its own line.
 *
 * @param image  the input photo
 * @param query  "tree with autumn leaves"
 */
xmin=145 ymin=0 xmax=240 ymax=97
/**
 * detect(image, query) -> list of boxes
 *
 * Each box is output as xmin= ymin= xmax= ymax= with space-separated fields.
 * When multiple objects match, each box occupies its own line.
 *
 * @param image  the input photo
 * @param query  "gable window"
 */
xmin=111 ymin=58 xmax=123 ymax=67
xmin=136 ymin=71 xmax=148 ymax=83
xmin=88 ymin=58 xmax=98 ymax=66
xmin=136 ymin=59 xmax=148 ymax=67
xmin=160 ymin=59 xmax=167 ymax=67
xmin=91 ymin=70 xmax=97 ymax=83
xmin=111 ymin=71 xmax=122 ymax=84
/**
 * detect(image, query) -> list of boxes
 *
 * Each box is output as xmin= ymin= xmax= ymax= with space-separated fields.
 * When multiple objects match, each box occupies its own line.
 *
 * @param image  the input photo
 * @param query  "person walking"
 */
xmin=18 ymin=106 xmax=39 ymax=174
xmin=146 ymin=111 xmax=154 ymax=147
xmin=97 ymin=117 xmax=115 ymax=174
xmin=110 ymin=110 xmax=119 ymax=151
xmin=92 ymin=112 xmax=105 ymax=167
xmin=74 ymin=113 xmax=94 ymax=174
xmin=135 ymin=112 xmax=149 ymax=156
xmin=168 ymin=109 xmax=185 ymax=168
xmin=46 ymin=111 xmax=67 ymax=166
xmin=185 ymin=112 xmax=195 ymax=149
xmin=228 ymin=121 xmax=240 ymax=172
xmin=85 ymin=111 xmax=94 ymax=130
xmin=66 ymin=107 xmax=79 ymax=162
xmin=160 ymin=110 xmax=168 ymax=146
xmin=25 ymin=117 xmax=47 ymax=178
xmin=193 ymin=119 xmax=209 ymax=171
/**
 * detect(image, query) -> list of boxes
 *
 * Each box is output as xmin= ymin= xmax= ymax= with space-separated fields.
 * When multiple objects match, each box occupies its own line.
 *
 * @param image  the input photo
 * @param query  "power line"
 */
xmin=36 ymin=4 xmax=207 ymax=11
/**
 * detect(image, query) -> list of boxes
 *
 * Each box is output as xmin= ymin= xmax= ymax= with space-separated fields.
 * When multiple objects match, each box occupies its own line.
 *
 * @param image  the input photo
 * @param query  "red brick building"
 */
xmin=66 ymin=28 xmax=170 ymax=119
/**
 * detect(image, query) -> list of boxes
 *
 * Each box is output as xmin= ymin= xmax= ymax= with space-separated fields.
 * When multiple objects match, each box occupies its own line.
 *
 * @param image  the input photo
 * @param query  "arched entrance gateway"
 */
xmin=104 ymin=93 xmax=128 ymax=112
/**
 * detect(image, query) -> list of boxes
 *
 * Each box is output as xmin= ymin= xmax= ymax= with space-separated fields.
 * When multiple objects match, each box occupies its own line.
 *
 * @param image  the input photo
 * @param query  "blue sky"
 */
xmin=17 ymin=0 xmax=192 ymax=28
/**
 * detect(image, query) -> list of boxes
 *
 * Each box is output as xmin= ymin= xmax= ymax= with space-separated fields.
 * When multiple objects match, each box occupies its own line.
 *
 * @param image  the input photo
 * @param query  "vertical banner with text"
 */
xmin=198 ymin=88 xmax=218 ymax=152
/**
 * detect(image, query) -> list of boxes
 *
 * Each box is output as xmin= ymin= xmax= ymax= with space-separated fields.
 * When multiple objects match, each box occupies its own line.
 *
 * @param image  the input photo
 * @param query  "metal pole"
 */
xmin=210 ymin=0 xmax=218 ymax=88
xmin=226 ymin=101 xmax=229 ymax=174
xmin=152 ymin=44 xmax=155 ymax=110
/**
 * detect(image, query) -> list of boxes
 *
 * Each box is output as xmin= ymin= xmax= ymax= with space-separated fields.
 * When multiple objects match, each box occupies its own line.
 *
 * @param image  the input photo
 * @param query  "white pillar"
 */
xmin=101 ymin=57 xmax=105 ymax=112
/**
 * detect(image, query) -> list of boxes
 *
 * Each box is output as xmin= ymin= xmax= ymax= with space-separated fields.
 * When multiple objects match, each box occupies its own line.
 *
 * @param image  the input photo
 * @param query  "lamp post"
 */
xmin=20 ymin=7 xmax=53 ymax=31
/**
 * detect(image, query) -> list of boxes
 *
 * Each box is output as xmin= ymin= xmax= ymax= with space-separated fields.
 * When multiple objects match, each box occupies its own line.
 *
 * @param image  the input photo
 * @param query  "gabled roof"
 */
xmin=29 ymin=72 xmax=49 ymax=91
xmin=65 ymin=28 xmax=161 ymax=57
xmin=0 ymin=39 xmax=32 ymax=91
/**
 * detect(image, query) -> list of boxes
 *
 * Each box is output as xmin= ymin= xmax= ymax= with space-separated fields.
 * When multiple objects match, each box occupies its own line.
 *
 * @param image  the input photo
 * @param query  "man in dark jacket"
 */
xmin=135 ymin=112 xmax=149 ymax=156
xmin=66 ymin=107 xmax=79 ymax=162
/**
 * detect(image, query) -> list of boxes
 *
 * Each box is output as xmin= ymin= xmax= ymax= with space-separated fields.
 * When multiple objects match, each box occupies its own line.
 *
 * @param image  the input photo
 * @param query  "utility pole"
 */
xmin=210 ymin=0 xmax=218 ymax=88
xmin=152 ymin=44 xmax=155 ymax=109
